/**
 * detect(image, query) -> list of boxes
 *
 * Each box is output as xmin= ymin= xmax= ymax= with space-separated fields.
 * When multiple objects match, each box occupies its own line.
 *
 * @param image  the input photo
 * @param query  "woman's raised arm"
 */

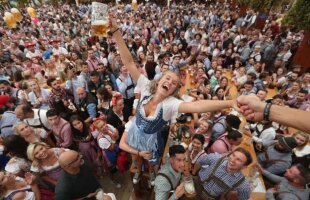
xmin=109 ymin=18 xmax=140 ymax=81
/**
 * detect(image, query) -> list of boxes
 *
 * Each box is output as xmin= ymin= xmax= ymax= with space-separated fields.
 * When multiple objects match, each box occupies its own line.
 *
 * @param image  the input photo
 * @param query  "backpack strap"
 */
xmin=157 ymin=173 xmax=174 ymax=191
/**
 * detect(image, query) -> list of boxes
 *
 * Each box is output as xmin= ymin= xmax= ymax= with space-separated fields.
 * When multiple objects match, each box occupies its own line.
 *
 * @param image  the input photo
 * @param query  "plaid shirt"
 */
xmin=197 ymin=153 xmax=251 ymax=200
xmin=48 ymin=87 xmax=70 ymax=109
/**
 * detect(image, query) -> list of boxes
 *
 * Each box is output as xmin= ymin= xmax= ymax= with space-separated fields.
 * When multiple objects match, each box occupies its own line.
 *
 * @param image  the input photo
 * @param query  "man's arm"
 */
xmin=265 ymin=161 xmax=291 ymax=175
xmin=237 ymin=95 xmax=310 ymax=134
xmin=86 ymin=103 xmax=97 ymax=119
xmin=262 ymin=169 xmax=284 ymax=183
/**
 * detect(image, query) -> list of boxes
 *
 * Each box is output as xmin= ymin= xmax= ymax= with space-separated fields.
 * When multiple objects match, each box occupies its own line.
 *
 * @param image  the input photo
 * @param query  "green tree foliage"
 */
xmin=238 ymin=0 xmax=285 ymax=11
xmin=282 ymin=0 xmax=310 ymax=30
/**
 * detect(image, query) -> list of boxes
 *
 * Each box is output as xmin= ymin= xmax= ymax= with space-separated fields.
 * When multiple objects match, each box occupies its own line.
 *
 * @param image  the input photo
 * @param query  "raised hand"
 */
xmin=236 ymin=95 xmax=265 ymax=121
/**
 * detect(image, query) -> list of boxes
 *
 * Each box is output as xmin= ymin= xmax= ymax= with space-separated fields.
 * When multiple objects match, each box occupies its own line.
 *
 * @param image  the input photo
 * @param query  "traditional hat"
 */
xmin=278 ymin=136 xmax=298 ymax=151
xmin=49 ymin=39 xmax=60 ymax=44
xmin=24 ymin=41 xmax=35 ymax=47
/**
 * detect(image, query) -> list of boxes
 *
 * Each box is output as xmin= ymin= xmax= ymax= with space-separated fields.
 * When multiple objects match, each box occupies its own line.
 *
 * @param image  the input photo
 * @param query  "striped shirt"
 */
xmin=197 ymin=153 xmax=251 ymax=200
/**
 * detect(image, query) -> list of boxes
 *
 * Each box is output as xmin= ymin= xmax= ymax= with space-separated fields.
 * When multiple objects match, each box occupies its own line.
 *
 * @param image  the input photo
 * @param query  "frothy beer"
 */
xmin=132 ymin=0 xmax=138 ymax=10
xmin=11 ymin=8 xmax=23 ymax=22
xmin=91 ymin=20 xmax=108 ymax=37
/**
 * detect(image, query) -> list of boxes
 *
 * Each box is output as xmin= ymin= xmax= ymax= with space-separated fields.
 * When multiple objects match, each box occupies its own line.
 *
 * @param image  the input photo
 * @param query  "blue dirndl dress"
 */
xmin=127 ymin=95 xmax=169 ymax=164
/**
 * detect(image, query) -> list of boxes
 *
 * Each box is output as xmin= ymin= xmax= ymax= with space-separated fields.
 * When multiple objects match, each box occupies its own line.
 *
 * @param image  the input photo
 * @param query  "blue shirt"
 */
xmin=197 ymin=153 xmax=251 ymax=200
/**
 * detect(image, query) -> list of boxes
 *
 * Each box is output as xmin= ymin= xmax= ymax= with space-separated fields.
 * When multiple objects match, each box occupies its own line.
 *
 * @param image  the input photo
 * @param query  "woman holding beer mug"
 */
xmin=109 ymin=17 xmax=237 ymax=184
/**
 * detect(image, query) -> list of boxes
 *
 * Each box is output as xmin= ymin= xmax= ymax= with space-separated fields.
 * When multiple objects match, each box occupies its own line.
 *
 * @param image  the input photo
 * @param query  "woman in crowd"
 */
xmin=69 ymin=115 xmax=100 ymax=174
xmin=96 ymin=87 xmax=112 ymax=115
xmin=27 ymin=79 xmax=51 ymax=109
xmin=27 ymin=142 xmax=65 ymax=189
xmin=106 ymin=93 xmax=126 ymax=140
xmin=283 ymin=81 xmax=301 ymax=101
xmin=110 ymin=18 xmax=236 ymax=184
xmin=218 ymin=76 xmax=231 ymax=98
xmin=0 ymin=171 xmax=40 ymax=200
xmin=13 ymin=122 xmax=53 ymax=146
xmin=271 ymin=67 xmax=287 ymax=89
xmin=93 ymin=117 xmax=121 ymax=188
xmin=292 ymin=132 xmax=310 ymax=159
xmin=187 ymin=134 xmax=206 ymax=171
xmin=3 ymin=135 xmax=31 ymax=177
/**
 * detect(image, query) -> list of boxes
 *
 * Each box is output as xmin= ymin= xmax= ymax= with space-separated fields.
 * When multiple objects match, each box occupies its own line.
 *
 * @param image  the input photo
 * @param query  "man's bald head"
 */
xmin=76 ymin=87 xmax=87 ymax=100
xmin=58 ymin=150 xmax=84 ymax=173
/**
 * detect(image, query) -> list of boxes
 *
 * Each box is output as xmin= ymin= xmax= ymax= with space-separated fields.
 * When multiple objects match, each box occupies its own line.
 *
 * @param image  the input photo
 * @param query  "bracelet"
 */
xmin=137 ymin=151 xmax=140 ymax=156
xmin=111 ymin=28 xmax=120 ymax=35
xmin=172 ymin=193 xmax=178 ymax=200
xmin=263 ymin=102 xmax=272 ymax=121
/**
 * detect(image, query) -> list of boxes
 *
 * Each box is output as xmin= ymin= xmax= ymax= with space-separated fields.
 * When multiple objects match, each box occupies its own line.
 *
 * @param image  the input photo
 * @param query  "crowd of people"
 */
xmin=0 ymin=1 xmax=309 ymax=200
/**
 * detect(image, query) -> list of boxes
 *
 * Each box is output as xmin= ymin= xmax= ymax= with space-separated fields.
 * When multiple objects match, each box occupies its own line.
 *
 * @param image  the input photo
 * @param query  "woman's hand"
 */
xmin=24 ymin=172 xmax=36 ymax=185
xmin=108 ymin=15 xmax=119 ymax=33
xmin=139 ymin=151 xmax=152 ymax=159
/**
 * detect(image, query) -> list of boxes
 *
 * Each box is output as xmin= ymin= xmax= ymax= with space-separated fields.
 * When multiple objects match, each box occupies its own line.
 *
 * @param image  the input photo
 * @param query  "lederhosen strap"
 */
xmin=25 ymin=109 xmax=50 ymax=132
xmin=218 ymin=138 xmax=229 ymax=152
xmin=54 ymin=122 xmax=69 ymax=143
xmin=157 ymin=173 xmax=174 ymax=191
xmin=203 ymin=156 xmax=246 ymax=195
xmin=262 ymin=144 xmax=289 ymax=168
xmin=38 ymin=109 xmax=50 ymax=131
xmin=275 ymin=191 xmax=302 ymax=200
xmin=121 ymin=75 xmax=134 ymax=99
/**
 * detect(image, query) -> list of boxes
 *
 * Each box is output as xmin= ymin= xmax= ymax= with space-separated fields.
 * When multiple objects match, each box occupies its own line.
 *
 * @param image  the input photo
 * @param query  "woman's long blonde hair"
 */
xmin=293 ymin=132 xmax=309 ymax=150
xmin=148 ymin=71 xmax=180 ymax=98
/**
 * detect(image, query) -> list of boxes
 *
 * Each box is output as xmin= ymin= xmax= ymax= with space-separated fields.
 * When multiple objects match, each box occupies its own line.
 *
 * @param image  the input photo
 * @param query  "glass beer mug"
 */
xmin=3 ymin=12 xmax=16 ymax=29
xmin=91 ymin=2 xmax=108 ymax=37
xmin=132 ymin=0 xmax=138 ymax=10
xmin=183 ymin=175 xmax=196 ymax=198
xmin=11 ymin=8 xmax=23 ymax=22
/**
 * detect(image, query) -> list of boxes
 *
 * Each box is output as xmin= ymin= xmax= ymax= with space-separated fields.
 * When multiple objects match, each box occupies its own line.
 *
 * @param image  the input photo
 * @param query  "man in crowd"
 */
xmin=46 ymin=109 xmax=73 ymax=149
xmin=262 ymin=164 xmax=310 ymax=200
xmin=257 ymin=89 xmax=268 ymax=102
xmin=257 ymin=136 xmax=298 ymax=175
xmin=154 ymin=145 xmax=186 ymax=200
xmin=0 ymin=80 xmax=24 ymax=105
xmin=193 ymin=147 xmax=252 ymax=200
xmin=88 ymin=71 xmax=104 ymax=98
xmin=285 ymin=89 xmax=310 ymax=110
xmin=76 ymin=87 xmax=97 ymax=124
xmin=47 ymin=77 xmax=74 ymax=120
xmin=56 ymin=150 xmax=104 ymax=200
xmin=65 ymin=64 xmax=87 ymax=104
xmin=15 ymin=104 xmax=51 ymax=132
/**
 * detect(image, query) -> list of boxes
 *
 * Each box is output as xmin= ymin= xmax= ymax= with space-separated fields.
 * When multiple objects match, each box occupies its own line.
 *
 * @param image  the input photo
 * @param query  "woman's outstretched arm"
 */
xmin=178 ymin=99 xmax=235 ymax=113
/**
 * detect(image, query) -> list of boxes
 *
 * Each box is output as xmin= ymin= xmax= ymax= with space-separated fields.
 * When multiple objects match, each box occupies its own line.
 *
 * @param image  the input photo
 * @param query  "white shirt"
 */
xmin=98 ymin=124 xmax=117 ymax=150
xmin=24 ymin=109 xmax=51 ymax=131
xmin=52 ymin=47 xmax=68 ymax=56
xmin=251 ymin=123 xmax=276 ymax=145
xmin=25 ymin=50 xmax=41 ymax=59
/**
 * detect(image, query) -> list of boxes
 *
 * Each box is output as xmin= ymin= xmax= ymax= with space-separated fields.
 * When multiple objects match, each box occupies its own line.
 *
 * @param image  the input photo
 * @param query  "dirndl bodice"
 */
xmin=127 ymin=95 xmax=168 ymax=161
